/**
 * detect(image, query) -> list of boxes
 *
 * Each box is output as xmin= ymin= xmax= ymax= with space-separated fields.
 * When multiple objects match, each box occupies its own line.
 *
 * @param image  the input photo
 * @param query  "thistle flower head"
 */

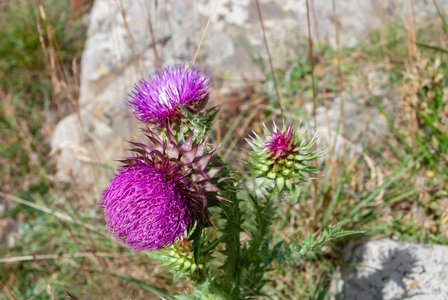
xmin=128 ymin=65 xmax=211 ymax=125
xmin=100 ymin=126 xmax=224 ymax=251
xmin=265 ymin=124 xmax=294 ymax=160
xmin=248 ymin=123 xmax=321 ymax=191
xmin=100 ymin=164 xmax=191 ymax=251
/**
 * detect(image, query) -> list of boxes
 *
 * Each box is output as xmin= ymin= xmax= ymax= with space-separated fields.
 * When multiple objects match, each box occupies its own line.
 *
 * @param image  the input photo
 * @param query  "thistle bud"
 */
xmin=146 ymin=237 xmax=209 ymax=275
xmin=247 ymin=123 xmax=321 ymax=192
xmin=165 ymin=239 xmax=203 ymax=274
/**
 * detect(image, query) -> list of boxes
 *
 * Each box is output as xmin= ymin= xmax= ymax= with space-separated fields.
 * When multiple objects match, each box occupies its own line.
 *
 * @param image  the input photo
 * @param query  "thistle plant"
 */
xmin=100 ymin=65 xmax=353 ymax=298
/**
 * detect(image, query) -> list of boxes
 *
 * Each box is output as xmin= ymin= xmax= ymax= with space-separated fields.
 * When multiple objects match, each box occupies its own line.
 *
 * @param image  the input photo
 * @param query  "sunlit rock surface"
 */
xmin=340 ymin=239 xmax=448 ymax=299
xmin=51 ymin=0 xmax=446 ymax=187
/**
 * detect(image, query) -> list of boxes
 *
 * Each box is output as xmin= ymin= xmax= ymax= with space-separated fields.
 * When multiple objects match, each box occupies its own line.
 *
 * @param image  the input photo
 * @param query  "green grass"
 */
xmin=0 ymin=1 xmax=172 ymax=299
xmin=0 ymin=0 xmax=86 ymax=189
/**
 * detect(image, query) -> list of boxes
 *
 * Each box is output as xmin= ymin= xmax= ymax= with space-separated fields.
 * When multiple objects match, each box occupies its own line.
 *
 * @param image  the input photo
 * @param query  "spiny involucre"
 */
xmin=247 ymin=123 xmax=321 ymax=191
xmin=128 ymin=65 xmax=211 ymax=125
xmin=148 ymin=237 xmax=212 ymax=275
xmin=100 ymin=126 xmax=225 ymax=251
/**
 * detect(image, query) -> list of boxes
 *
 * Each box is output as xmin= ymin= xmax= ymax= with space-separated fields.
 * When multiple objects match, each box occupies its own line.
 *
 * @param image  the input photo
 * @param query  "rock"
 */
xmin=51 ymin=0 xmax=446 ymax=187
xmin=314 ymin=94 xmax=388 ymax=160
xmin=340 ymin=238 xmax=448 ymax=299
xmin=51 ymin=114 xmax=86 ymax=183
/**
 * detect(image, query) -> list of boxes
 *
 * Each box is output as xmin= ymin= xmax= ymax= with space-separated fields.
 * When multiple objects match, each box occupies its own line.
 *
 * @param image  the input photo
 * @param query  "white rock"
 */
xmin=340 ymin=239 xmax=448 ymax=299
xmin=313 ymin=94 xmax=388 ymax=160
xmin=50 ymin=114 xmax=91 ymax=183
xmin=51 ymin=0 xmax=446 ymax=186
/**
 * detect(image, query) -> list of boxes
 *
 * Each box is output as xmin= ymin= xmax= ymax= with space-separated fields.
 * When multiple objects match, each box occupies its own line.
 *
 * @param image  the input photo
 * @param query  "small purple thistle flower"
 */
xmin=128 ymin=65 xmax=211 ymax=125
xmin=100 ymin=161 xmax=192 ymax=251
xmin=265 ymin=124 xmax=294 ymax=160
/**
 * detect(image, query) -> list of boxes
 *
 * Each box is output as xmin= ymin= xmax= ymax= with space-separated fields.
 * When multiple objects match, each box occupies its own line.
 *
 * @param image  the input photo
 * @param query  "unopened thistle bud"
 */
xmin=159 ymin=238 xmax=209 ymax=274
xmin=247 ymin=123 xmax=321 ymax=191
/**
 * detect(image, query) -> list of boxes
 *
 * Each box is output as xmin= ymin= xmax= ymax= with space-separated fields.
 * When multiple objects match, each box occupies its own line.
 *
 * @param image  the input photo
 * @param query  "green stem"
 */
xmin=239 ymin=191 xmax=278 ymax=298
xmin=247 ymin=193 xmax=275 ymax=259
xmin=219 ymin=188 xmax=243 ymax=298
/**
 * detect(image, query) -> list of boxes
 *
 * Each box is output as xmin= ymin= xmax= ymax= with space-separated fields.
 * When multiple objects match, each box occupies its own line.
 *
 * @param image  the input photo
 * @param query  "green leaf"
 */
xmin=189 ymin=225 xmax=202 ymax=266
xmin=416 ymin=42 xmax=448 ymax=54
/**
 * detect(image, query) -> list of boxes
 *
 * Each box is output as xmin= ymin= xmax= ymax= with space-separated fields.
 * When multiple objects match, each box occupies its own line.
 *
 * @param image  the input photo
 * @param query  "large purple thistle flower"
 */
xmin=101 ymin=162 xmax=192 ymax=251
xmin=128 ymin=65 xmax=211 ymax=125
xmin=100 ymin=127 xmax=224 ymax=251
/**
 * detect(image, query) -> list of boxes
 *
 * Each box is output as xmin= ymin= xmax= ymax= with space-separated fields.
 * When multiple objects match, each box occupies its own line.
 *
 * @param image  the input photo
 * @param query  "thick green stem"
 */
xmin=212 ymin=184 xmax=243 ymax=298
xmin=247 ymin=196 xmax=274 ymax=259
xmin=223 ymin=191 xmax=242 ymax=298
xmin=241 ymin=192 xmax=277 ymax=298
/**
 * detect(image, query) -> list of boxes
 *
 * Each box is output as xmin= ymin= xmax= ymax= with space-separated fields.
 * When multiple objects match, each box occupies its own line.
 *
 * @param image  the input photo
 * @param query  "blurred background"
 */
xmin=0 ymin=0 xmax=447 ymax=299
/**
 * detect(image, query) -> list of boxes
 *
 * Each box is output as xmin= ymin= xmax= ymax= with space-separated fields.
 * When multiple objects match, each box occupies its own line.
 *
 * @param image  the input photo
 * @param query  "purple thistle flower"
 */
xmin=101 ymin=162 xmax=192 ymax=251
xmin=100 ymin=127 xmax=224 ymax=251
xmin=128 ymin=65 xmax=211 ymax=125
xmin=265 ymin=124 xmax=294 ymax=161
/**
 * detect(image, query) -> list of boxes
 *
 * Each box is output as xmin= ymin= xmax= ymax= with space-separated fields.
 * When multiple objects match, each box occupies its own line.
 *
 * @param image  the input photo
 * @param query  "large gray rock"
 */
xmin=340 ymin=239 xmax=448 ymax=299
xmin=314 ymin=94 xmax=388 ymax=160
xmin=51 ymin=0 xmax=446 ymax=187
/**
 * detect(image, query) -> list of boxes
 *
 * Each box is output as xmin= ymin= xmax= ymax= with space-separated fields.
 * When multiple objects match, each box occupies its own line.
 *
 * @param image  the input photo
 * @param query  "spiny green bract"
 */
xmin=146 ymin=237 xmax=211 ymax=280
xmin=247 ymin=123 xmax=322 ymax=192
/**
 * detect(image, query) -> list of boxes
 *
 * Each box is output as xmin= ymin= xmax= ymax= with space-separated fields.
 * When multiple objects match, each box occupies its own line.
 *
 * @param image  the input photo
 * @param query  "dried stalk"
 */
xmin=310 ymin=0 xmax=335 ymax=177
xmin=144 ymin=0 xmax=162 ymax=70
xmin=306 ymin=0 xmax=319 ymax=219
xmin=0 ymin=252 xmax=118 ymax=264
xmin=255 ymin=0 xmax=284 ymax=120
xmin=188 ymin=0 xmax=220 ymax=68
xmin=332 ymin=0 xmax=346 ymax=156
